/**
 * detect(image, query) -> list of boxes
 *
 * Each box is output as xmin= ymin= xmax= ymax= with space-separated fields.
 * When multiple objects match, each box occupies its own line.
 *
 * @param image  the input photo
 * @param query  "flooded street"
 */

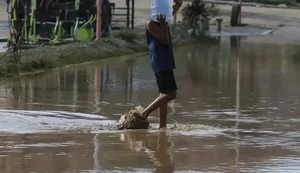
xmin=0 ymin=36 xmax=300 ymax=172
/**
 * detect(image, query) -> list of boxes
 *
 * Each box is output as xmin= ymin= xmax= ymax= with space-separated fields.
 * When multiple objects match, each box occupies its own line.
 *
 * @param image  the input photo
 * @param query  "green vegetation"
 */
xmin=0 ymin=26 xmax=201 ymax=79
xmin=112 ymin=29 xmax=140 ymax=44
xmin=203 ymin=3 xmax=220 ymax=17
xmin=181 ymin=1 xmax=220 ymax=35
xmin=181 ymin=1 xmax=220 ymax=21
xmin=0 ymin=37 xmax=146 ymax=78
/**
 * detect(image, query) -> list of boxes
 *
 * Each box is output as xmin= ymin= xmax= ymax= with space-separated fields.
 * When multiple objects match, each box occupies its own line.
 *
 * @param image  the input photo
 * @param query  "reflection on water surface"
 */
xmin=0 ymin=36 xmax=299 ymax=172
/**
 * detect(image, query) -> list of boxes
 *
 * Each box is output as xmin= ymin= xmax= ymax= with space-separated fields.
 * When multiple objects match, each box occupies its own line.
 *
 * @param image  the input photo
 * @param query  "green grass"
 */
xmin=0 ymin=26 xmax=202 ymax=79
xmin=112 ymin=29 xmax=141 ymax=43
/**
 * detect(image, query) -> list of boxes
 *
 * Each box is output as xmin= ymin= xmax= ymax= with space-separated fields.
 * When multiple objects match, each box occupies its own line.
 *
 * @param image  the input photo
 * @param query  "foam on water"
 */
xmin=0 ymin=109 xmax=227 ymax=136
xmin=83 ymin=170 xmax=154 ymax=173
xmin=0 ymin=109 xmax=287 ymax=141
xmin=91 ymin=123 xmax=226 ymax=137
xmin=14 ymin=142 xmax=82 ymax=148
xmin=83 ymin=170 xmax=221 ymax=173
xmin=146 ymin=123 xmax=226 ymax=137
xmin=0 ymin=109 xmax=116 ymax=133
xmin=246 ymin=157 xmax=300 ymax=173
xmin=0 ymin=109 xmax=106 ymax=119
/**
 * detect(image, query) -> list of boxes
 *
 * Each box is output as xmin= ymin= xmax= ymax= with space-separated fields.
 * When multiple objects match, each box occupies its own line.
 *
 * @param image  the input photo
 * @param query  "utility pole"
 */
xmin=96 ymin=0 xmax=102 ymax=40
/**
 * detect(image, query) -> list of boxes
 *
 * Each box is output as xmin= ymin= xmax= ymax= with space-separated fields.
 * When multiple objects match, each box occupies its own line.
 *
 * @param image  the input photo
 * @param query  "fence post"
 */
xmin=126 ymin=0 xmax=130 ymax=28
xmin=131 ymin=0 xmax=135 ymax=29
xmin=238 ymin=0 xmax=242 ymax=24
xmin=96 ymin=0 xmax=102 ymax=40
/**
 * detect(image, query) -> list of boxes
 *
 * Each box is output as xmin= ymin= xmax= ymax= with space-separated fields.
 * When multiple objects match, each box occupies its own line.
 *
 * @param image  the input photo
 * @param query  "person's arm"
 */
xmin=173 ymin=0 xmax=183 ymax=16
xmin=146 ymin=20 xmax=169 ymax=44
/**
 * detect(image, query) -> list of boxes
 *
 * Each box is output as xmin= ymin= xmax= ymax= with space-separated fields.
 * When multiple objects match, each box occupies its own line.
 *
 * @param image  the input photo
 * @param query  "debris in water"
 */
xmin=57 ymin=127 xmax=92 ymax=134
xmin=169 ymin=123 xmax=219 ymax=131
xmin=116 ymin=105 xmax=149 ymax=130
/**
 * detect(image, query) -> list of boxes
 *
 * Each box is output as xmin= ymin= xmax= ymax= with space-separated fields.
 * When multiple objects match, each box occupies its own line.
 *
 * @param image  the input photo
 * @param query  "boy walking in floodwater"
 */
xmin=142 ymin=0 xmax=183 ymax=129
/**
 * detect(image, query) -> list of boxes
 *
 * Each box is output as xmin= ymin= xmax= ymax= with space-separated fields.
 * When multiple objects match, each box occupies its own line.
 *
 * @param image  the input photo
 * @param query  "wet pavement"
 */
xmin=0 ymin=36 xmax=300 ymax=172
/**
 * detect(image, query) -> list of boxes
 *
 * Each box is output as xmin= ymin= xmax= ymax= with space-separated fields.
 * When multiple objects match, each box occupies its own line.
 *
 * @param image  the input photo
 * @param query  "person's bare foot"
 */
xmin=141 ymin=110 xmax=149 ymax=119
xmin=141 ymin=113 xmax=147 ymax=120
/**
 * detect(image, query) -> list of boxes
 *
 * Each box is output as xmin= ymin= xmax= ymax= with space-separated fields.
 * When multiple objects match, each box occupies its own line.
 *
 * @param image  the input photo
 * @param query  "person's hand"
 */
xmin=156 ymin=13 xmax=167 ymax=24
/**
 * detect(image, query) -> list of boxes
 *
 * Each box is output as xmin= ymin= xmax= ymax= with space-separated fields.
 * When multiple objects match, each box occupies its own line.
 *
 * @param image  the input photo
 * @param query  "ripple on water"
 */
xmin=0 ymin=110 xmax=107 ymax=119
xmin=14 ymin=141 xmax=82 ymax=149
xmin=83 ymin=169 xmax=222 ymax=173
xmin=0 ymin=109 xmax=116 ymax=133
xmin=0 ymin=109 xmax=228 ymax=136
xmin=246 ymin=157 xmax=300 ymax=173
xmin=150 ymin=123 xmax=227 ymax=137
xmin=82 ymin=169 xmax=154 ymax=173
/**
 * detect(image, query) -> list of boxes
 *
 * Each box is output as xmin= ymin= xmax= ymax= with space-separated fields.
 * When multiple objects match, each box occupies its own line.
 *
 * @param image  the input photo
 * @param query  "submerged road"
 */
xmin=0 ymin=36 xmax=299 ymax=172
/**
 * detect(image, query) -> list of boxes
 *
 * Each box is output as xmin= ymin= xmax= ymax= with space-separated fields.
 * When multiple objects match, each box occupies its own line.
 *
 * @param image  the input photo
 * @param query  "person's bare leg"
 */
xmin=158 ymin=96 xmax=168 ymax=128
xmin=142 ymin=91 xmax=176 ymax=119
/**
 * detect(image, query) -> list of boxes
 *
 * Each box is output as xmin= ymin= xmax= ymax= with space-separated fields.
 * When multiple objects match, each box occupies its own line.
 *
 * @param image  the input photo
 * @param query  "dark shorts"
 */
xmin=155 ymin=70 xmax=177 ymax=94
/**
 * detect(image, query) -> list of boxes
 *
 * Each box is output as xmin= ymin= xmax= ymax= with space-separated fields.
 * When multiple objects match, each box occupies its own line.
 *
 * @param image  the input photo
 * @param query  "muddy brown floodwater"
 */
xmin=0 ymin=36 xmax=300 ymax=172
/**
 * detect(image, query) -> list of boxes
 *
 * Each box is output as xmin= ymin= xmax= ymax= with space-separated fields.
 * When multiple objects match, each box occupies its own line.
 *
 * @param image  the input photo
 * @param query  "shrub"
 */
xmin=112 ymin=29 xmax=139 ymax=43
xmin=181 ymin=0 xmax=220 ymax=28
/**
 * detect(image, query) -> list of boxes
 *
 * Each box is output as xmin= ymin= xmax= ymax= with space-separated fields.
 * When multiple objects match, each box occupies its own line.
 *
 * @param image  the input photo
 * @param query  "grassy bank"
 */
xmin=0 ymin=28 xmax=144 ymax=78
xmin=0 ymin=38 xmax=143 ymax=78
xmin=0 ymin=25 xmax=214 ymax=79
